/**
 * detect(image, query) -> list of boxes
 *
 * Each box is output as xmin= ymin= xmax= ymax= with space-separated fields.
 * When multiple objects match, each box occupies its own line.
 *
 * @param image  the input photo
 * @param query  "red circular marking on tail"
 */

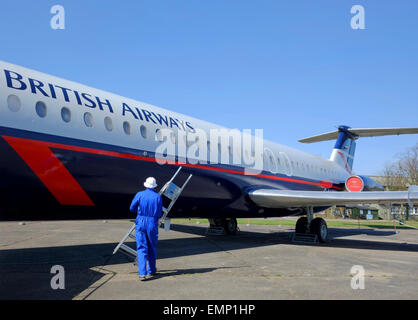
xmin=345 ymin=176 xmax=364 ymax=192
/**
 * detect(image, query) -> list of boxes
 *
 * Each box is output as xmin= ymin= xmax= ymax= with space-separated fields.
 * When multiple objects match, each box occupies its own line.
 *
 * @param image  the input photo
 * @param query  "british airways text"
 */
xmin=2 ymin=69 xmax=195 ymax=132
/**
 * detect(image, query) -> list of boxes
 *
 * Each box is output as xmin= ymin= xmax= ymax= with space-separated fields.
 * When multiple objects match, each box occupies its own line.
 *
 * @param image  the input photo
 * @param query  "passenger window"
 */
xmin=155 ymin=129 xmax=163 ymax=142
xmin=170 ymin=131 xmax=177 ymax=144
xmin=61 ymin=107 xmax=71 ymax=123
xmin=7 ymin=95 xmax=21 ymax=112
xmin=123 ymin=121 xmax=131 ymax=135
xmin=84 ymin=112 xmax=93 ymax=127
xmin=104 ymin=116 xmax=113 ymax=131
xmin=35 ymin=101 xmax=47 ymax=118
xmin=140 ymin=125 xmax=147 ymax=139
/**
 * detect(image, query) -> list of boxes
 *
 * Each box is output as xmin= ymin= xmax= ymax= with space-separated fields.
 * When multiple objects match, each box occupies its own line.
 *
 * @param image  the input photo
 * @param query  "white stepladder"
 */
xmin=112 ymin=166 xmax=193 ymax=259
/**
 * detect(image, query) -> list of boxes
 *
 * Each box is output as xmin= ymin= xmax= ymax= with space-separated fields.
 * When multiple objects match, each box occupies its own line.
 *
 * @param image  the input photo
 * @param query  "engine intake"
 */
xmin=345 ymin=175 xmax=383 ymax=192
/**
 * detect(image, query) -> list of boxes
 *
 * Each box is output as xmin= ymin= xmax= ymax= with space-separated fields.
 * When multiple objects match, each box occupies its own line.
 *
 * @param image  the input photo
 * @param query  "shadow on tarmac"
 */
xmin=0 ymin=223 xmax=416 ymax=299
xmin=171 ymin=223 xmax=418 ymax=249
xmin=139 ymin=266 xmax=239 ymax=282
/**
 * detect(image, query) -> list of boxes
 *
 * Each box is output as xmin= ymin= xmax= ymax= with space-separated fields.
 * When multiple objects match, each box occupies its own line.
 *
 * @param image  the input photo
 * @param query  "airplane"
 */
xmin=0 ymin=60 xmax=417 ymax=242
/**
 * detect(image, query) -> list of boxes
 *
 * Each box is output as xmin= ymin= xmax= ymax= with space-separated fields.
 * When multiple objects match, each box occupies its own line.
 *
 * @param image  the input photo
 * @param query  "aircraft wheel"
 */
xmin=310 ymin=217 xmax=328 ymax=243
xmin=224 ymin=218 xmax=238 ymax=235
xmin=295 ymin=217 xmax=308 ymax=234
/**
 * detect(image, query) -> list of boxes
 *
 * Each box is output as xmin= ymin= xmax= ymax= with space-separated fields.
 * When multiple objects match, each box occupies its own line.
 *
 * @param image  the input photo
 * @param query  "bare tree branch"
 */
xmin=381 ymin=143 xmax=418 ymax=190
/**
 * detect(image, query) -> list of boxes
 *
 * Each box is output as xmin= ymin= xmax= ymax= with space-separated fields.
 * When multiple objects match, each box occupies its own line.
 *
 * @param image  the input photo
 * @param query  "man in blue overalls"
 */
xmin=130 ymin=177 xmax=163 ymax=280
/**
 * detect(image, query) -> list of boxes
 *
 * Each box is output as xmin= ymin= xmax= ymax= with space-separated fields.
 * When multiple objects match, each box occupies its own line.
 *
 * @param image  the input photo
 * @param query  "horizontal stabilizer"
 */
xmin=248 ymin=186 xmax=418 ymax=208
xmin=299 ymin=127 xmax=418 ymax=143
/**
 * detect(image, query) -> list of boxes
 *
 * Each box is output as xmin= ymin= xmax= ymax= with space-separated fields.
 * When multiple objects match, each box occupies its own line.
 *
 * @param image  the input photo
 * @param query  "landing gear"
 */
xmin=295 ymin=217 xmax=308 ymax=234
xmin=310 ymin=217 xmax=328 ymax=243
xmin=224 ymin=218 xmax=238 ymax=235
xmin=295 ymin=207 xmax=328 ymax=243
xmin=208 ymin=218 xmax=238 ymax=235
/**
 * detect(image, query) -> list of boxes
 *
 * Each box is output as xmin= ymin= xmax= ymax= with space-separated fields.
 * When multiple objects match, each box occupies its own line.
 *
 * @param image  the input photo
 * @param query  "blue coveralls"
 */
xmin=130 ymin=188 xmax=163 ymax=277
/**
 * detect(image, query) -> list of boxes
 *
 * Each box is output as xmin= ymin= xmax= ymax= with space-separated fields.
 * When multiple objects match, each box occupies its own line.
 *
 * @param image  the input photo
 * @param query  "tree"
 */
xmin=382 ymin=143 xmax=418 ymax=190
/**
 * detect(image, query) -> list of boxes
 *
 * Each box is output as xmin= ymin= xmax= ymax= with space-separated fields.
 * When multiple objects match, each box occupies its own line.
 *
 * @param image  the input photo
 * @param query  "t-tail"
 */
xmin=329 ymin=126 xmax=356 ymax=174
xmin=299 ymin=125 xmax=418 ymax=174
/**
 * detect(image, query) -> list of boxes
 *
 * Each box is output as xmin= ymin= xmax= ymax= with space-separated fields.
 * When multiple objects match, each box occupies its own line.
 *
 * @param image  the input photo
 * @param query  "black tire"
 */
xmin=295 ymin=217 xmax=308 ymax=234
xmin=224 ymin=218 xmax=238 ymax=235
xmin=310 ymin=217 xmax=328 ymax=243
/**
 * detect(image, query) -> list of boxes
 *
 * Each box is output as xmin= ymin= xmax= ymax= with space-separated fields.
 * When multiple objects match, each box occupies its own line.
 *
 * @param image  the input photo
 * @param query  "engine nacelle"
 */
xmin=345 ymin=175 xmax=384 ymax=192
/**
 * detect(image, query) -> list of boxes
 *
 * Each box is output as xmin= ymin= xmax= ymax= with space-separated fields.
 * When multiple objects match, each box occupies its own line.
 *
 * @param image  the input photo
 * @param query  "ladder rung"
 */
xmin=119 ymin=244 xmax=137 ymax=257
xmin=128 ymin=234 xmax=136 ymax=240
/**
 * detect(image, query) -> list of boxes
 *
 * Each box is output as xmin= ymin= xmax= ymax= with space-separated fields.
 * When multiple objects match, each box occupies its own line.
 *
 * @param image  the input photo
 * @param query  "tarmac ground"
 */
xmin=0 ymin=219 xmax=417 ymax=300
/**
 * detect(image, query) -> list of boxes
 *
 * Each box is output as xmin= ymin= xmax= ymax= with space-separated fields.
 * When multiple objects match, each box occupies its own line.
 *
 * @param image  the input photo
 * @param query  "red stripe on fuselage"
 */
xmin=3 ymin=136 xmax=94 ymax=206
xmin=3 ymin=135 xmax=341 ymax=206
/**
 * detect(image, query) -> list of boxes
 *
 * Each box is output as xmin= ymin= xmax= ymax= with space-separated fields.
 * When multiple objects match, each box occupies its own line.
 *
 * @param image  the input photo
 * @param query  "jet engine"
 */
xmin=345 ymin=175 xmax=384 ymax=192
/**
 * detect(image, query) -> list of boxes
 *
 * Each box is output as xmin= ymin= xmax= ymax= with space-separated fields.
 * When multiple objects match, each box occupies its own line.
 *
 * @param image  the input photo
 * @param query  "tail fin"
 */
xmin=299 ymin=126 xmax=418 ymax=174
xmin=329 ymin=126 xmax=357 ymax=174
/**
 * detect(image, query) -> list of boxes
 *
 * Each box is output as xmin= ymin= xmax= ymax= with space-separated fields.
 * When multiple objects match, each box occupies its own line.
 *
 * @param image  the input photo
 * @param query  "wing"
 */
xmin=299 ymin=127 xmax=418 ymax=143
xmin=248 ymin=186 xmax=418 ymax=208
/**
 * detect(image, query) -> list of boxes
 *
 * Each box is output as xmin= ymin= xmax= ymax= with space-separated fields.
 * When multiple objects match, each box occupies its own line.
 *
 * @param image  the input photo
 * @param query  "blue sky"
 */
xmin=1 ymin=0 xmax=417 ymax=175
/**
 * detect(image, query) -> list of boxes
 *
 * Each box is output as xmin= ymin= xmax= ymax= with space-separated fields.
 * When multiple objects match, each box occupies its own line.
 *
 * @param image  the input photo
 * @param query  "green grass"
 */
xmin=323 ymin=220 xmax=418 ymax=229
xmin=171 ymin=218 xmax=418 ymax=229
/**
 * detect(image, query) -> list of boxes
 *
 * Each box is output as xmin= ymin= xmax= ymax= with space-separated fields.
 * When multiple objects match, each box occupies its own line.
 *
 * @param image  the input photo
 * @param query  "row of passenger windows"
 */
xmin=6 ymin=95 xmax=234 ymax=154
xmin=6 ymin=95 xmax=256 ymax=163
xmin=5 ymin=94 xmax=340 ymax=177
xmin=6 ymin=94 xmax=150 ymax=138
xmin=6 ymin=95 xmax=228 ymax=153
xmin=263 ymin=151 xmax=339 ymax=177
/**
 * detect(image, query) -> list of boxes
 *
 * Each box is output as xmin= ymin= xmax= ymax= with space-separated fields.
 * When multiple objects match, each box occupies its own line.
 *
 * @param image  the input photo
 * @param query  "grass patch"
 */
xmin=171 ymin=218 xmax=418 ymax=229
xmin=325 ymin=220 xmax=418 ymax=229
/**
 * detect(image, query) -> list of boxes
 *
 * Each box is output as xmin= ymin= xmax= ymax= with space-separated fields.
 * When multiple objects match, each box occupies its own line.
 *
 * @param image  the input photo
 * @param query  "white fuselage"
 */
xmin=0 ymin=61 xmax=350 ymax=220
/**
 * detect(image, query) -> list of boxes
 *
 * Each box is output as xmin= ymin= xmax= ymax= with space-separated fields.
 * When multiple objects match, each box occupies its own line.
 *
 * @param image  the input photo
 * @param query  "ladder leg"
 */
xmin=113 ymin=223 xmax=136 ymax=255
